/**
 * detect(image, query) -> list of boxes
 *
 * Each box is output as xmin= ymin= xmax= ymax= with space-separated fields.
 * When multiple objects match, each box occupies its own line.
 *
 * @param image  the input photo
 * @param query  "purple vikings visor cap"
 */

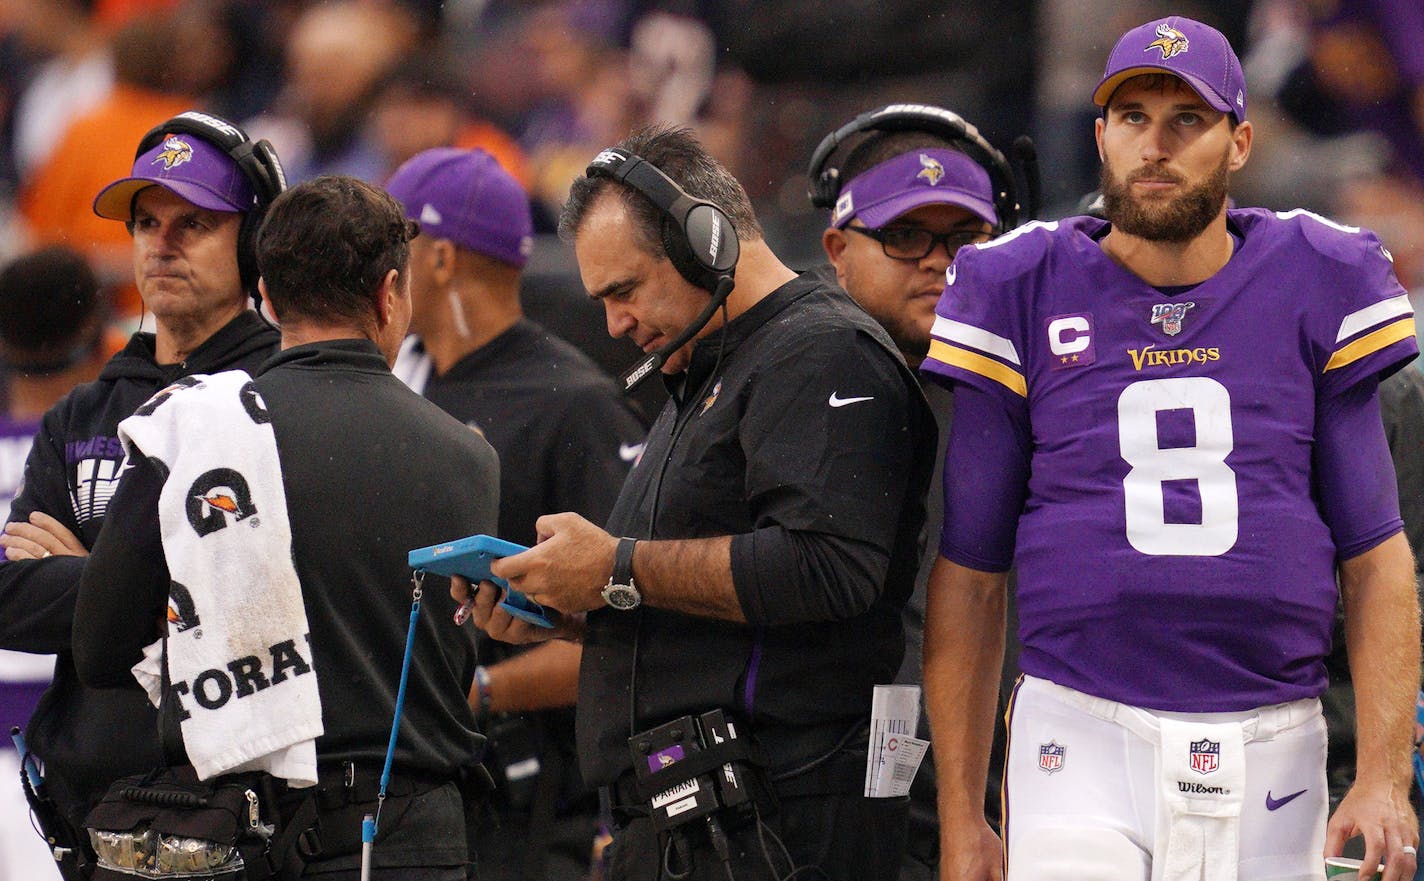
xmin=385 ymin=147 xmax=534 ymax=268
xmin=93 ymin=134 xmax=256 ymax=220
xmin=832 ymin=148 xmax=997 ymax=230
xmin=1093 ymin=16 xmax=1247 ymax=122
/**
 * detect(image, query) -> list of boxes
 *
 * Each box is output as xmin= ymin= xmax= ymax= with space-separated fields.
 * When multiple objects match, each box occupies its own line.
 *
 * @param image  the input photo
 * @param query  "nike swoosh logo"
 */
xmin=828 ymin=392 xmax=874 ymax=408
xmin=946 ymin=264 xmax=957 ymax=286
xmin=1265 ymin=788 xmax=1307 ymax=811
xmin=619 ymin=442 xmax=645 ymax=462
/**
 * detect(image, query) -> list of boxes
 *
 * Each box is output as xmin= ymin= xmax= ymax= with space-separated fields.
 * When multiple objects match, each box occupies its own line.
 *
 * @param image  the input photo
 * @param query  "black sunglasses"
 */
xmin=846 ymin=224 xmax=987 ymax=261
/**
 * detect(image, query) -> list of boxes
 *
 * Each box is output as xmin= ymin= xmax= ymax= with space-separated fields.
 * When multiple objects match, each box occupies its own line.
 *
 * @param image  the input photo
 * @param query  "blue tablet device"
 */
xmin=408 ymin=534 xmax=554 ymax=628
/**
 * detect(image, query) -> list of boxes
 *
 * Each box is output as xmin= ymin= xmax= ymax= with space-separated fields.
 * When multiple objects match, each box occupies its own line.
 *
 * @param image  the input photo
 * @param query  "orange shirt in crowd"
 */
xmin=20 ymin=84 xmax=193 ymax=319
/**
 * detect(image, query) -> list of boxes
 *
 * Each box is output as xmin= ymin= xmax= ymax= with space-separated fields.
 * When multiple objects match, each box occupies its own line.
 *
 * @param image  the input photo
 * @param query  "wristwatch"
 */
xmin=601 ymin=537 xmax=641 ymax=610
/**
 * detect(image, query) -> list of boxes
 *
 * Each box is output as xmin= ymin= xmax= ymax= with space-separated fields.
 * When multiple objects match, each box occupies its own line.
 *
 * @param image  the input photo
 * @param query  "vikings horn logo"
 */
xmin=916 ymin=154 xmax=945 ymax=186
xmin=1146 ymin=23 xmax=1190 ymax=59
xmin=153 ymin=136 xmax=194 ymax=171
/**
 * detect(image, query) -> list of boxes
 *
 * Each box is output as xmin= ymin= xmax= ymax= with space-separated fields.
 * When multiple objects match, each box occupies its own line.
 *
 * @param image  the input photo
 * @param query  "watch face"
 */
xmin=603 ymin=583 xmax=640 ymax=610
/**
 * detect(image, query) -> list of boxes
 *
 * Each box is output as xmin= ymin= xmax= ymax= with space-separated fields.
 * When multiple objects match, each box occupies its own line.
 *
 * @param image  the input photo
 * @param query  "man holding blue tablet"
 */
xmin=387 ymin=147 xmax=647 ymax=881
xmin=457 ymin=125 xmax=935 ymax=881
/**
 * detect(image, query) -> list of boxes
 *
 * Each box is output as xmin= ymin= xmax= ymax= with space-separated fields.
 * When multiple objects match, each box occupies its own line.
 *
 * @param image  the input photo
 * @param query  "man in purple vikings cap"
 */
xmin=385 ymin=147 xmax=646 ymax=881
xmin=818 ymin=108 xmax=1001 ymax=367
xmin=0 ymin=111 xmax=281 ymax=879
xmin=921 ymin=15 xmax=1420 ymax=881
xmin=812 ymin=103 xmax=1013 ymax=881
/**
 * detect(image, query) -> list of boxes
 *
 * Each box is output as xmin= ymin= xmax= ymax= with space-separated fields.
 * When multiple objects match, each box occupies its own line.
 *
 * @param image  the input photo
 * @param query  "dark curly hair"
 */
xmin=255 ymin=175 xmax=418 ymax=325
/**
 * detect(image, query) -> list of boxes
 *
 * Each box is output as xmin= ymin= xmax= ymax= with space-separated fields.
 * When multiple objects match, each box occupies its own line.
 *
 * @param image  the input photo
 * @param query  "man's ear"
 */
xmin=257 ymin=278 xmax=279 ymax=322
xmin=1228 ymin=119 xmax=1253 ymax=171
xmin=374 ymin=268 xmax=401 ymax=328
xmin=822 ymin=227 xmax=850 ymax=288
xmin=432 ymin=239 xmax=456 ymax=286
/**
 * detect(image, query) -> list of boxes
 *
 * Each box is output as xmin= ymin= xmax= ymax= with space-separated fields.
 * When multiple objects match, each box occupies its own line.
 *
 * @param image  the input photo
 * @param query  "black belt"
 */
xmin=309 ymin=762 xmax=452 ymax=811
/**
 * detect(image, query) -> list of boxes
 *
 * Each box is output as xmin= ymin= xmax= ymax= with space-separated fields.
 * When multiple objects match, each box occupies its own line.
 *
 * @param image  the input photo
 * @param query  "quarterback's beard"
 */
xmin=1100 ymin=154 xmax=1230 ymax=243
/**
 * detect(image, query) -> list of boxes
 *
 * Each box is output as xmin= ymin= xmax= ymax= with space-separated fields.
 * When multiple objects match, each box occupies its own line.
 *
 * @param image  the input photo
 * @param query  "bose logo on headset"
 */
xmin=591 ymin=149 xmax=625 ymax=168
xmin=707 ymin=215 xmax=722 ymax=264
xmin=173 ymin=111 xmax=244 ymax=142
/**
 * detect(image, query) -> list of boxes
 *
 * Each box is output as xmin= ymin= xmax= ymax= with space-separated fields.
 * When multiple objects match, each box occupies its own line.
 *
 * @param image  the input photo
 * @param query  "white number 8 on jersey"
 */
xmin=1118 ymin=377 xmax=1238 ymax=556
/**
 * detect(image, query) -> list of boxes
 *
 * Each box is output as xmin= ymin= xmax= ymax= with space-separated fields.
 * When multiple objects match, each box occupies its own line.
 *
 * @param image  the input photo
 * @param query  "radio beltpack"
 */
xmin=627 ymin=710 xmax=764 ymax=833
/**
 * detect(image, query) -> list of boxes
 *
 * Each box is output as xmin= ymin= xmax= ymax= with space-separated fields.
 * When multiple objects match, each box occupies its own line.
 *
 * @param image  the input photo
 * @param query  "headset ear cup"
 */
xmin=236 ymin=207 xmax=265 ymax=304
xmin=661 ymin=218 xmax=712 ymax=291
xmin=249 ymin=140 xmax=286 ymax=206
xmin=811 ymin=169 xmax=840 ymax=210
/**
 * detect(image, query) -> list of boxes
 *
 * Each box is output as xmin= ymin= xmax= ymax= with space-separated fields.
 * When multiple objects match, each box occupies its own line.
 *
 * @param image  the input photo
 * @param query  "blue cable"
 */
xmin=364 ymin=577 xmax=424 ymax=856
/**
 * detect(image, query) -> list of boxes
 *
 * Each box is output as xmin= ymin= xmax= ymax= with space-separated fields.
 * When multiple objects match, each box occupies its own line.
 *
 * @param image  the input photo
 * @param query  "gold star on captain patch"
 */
xmin=1072 ymin=354 xmax=1080 ymax=362
xmin=1061 ymin=356 xmax=1069 ymax=364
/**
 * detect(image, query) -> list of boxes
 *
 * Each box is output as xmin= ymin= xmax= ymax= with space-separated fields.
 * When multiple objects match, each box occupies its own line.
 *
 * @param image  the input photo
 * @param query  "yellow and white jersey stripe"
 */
xmin=926 ymin=315 xmax=1027 ymax=397
xmin=1325 ymin=293 xmax=1415 ymax=373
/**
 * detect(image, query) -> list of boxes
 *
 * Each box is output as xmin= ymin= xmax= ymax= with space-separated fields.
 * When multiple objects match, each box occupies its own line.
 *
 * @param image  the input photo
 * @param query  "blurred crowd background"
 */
xmin=0 ymin=0 xmax=1421 ymax=362
xmin=0 ymin=1 xmax=1421 ymax=876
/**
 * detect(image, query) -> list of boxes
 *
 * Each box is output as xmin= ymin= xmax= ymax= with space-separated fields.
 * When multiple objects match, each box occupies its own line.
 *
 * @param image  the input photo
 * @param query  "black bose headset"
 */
xmin=807 ymin=103 xmax=1040 ymax=234
xmin=133 ymin=111 xmax=287 ymax=306
xmin=585 ymin=147 xmax=740 ymax=393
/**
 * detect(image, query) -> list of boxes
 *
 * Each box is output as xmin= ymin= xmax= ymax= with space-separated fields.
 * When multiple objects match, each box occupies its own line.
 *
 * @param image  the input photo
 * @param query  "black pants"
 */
xmin=472 ymin=810 xmax=596 ymax=881
xmin=604 ymin=792 xmax=909 ymax=881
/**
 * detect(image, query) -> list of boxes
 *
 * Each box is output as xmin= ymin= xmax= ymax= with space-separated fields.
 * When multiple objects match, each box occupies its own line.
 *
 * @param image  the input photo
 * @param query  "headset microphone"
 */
xmin=619 ymin=275 xmax=734 ymax=393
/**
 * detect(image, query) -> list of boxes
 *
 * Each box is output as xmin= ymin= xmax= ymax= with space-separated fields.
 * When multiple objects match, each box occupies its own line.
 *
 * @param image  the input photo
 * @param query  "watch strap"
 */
xmin=612 ymin=536 xmax=637 ymax=586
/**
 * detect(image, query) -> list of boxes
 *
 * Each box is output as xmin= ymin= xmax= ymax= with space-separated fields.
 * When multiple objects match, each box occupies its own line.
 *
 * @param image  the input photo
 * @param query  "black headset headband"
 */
xmin=807 ymin=103 xmax=1021 ymax=233
xmin=585 ymin=148 xmax=739 ymax=292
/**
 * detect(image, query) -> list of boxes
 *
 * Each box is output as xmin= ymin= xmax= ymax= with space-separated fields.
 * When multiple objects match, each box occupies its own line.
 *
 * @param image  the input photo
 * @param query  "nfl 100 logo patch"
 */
xmin=1189 ymin=738 xmax=1220 ymax=774
xmin=1038 ymin=741 xmax=1066 ymax=774
xmin=1150 ymin=301 xmax=1195 ymax=336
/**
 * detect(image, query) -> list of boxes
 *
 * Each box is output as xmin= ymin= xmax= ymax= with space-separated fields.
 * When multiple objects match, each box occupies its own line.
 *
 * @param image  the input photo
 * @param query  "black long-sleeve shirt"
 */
xmin=75 ymin=339 xmax=499 ymax=778
xmin=578 ymin=273 xmax=937 ymax=786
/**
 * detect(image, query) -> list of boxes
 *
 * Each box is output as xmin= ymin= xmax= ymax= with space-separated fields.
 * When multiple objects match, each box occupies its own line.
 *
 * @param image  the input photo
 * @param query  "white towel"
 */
xmin=119 ymin=371 xmax=322 ymax=788
xmin=1155 ymin=718 xmax=1246 ymax=881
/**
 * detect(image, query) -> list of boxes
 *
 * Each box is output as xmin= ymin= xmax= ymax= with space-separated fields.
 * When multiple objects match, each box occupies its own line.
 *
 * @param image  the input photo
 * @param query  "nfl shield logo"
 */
xmin=1038 ymin=741 xmax=1066 ymax=774
xmin=1150 ymin=301 xmax=1195 ymax=336
xmin=1189 ymin=738 xmax=1220 ymax=775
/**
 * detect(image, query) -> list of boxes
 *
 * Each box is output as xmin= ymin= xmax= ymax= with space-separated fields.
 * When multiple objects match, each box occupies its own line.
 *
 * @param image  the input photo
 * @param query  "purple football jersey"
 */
xmin=923 ymin=208 xmax=1418 ymax=711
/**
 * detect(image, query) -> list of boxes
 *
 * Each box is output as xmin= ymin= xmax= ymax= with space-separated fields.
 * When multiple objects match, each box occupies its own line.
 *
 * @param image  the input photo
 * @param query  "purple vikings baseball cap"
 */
xmin=1093 ymin=16 xmax=1247 ymax=122
xmin=93 ymin=134 xmax=256 ymax=220
xmin=831 ymin=148 xmax=998 ymax=230
xmin=385 ymin=147 xmax=534 ymax=268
